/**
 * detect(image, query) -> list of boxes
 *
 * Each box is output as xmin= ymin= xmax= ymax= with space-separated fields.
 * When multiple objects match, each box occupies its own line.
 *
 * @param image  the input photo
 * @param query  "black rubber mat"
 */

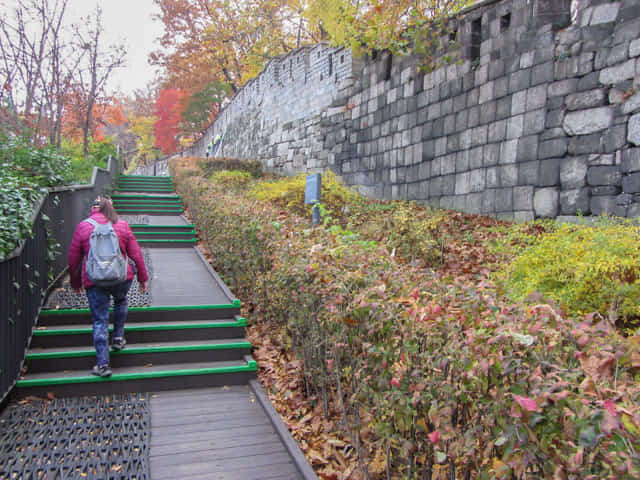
xmin=0 ymin=393 xmax=149 ymax=480
xmin=120 ymin=215 xmax=150 ymax=225
xmin=45 ymin=250 xmax=153 ymax=310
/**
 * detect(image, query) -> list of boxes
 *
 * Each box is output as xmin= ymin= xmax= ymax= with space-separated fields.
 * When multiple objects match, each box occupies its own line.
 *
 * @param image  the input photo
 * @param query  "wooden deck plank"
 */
xmin=150 ymin=423 xmax=277 ymax=447
xmin=149 ymin=248 xmax=231 ymax=306
xmin=150 ymin=386 xmax=303 ymax=479
xmin=150 ymin=451 xmax=297 ymax=479
xmin=150 ymin=431 xmax=280 ymax=456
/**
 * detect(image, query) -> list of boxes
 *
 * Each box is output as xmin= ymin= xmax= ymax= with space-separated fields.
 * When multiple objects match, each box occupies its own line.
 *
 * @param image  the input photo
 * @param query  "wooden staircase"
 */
xmin=15 ymin=175 xmax=256 ymax=398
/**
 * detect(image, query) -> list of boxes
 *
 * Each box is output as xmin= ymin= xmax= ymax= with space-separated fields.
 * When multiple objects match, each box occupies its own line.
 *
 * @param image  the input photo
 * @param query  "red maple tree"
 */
xmin=154 ymin=88 xmax=185 ymax=154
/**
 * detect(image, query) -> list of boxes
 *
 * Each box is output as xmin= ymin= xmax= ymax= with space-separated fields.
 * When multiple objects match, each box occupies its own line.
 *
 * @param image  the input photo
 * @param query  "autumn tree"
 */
xmin=180 ymin=81 xmax=230 ymax=136
xmin=130 ymin=114 xmax=159 ymax=166
xmin=74 ymin=5 xmax=125 ymax=157
xmin=304 ymin=0 xmax=474 ymax=61
xmin=151 ymin=0 xmax=317 ymax=94
xmin=154 ymin=87 xmax=184 ymax=154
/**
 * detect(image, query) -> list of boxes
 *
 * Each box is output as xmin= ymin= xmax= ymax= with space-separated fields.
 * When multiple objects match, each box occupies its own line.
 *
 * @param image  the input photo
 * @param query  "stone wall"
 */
xmin=186 ymin=0 xmax=640 ymax=220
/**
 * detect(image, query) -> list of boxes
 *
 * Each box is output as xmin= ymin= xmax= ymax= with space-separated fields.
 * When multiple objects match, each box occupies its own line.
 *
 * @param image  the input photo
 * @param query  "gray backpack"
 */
xmin=85 ymin=218 xmax=127 ymax=286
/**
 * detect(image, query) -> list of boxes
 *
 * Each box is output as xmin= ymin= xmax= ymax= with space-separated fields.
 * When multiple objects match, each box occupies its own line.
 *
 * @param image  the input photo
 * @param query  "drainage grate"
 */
xmin=0 ymin=393 xmax=150 ymax=480
xmin=45 ymin=250 xmax=153 ymax=310
xmin=120 ymin=215 xmax=150 ymax=225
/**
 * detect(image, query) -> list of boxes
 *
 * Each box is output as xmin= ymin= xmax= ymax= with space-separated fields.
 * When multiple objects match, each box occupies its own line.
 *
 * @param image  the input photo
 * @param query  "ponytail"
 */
xmin=92 ymin=195 xmax=119 ymax=223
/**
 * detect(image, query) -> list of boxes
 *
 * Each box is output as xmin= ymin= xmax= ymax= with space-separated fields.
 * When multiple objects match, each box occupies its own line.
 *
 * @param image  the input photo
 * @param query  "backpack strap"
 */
xmin=85 ymin=218 xmax=99 ymax=228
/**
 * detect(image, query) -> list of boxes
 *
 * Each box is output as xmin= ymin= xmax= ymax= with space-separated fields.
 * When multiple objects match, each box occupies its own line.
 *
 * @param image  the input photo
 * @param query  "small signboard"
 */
xmin=305 ymin=173 xmax=321 ymax=204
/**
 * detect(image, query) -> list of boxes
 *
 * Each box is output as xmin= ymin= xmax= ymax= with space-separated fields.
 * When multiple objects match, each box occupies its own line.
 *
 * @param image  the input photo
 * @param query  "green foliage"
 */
xmin=181 ymin=81 xmax=231 ymax=134
xmin=496 ymin=218 xmax=640 ymax=330
xmin=359 ymin=201 xmax=446 ymax=266
xmin=248 ymin=170 xmax=358 ymax=222
xmin=0 ymin=130 xmax=70 ymax=258
xmin=170 ymin=156 xmax=640 ymax=479
xmin=197 ymin=157 xmax=263 ymax=178
xmin=62 ymin=138 xmax=115 ymax=184
xmin=209 ymin=170 xmax=252 ymax=189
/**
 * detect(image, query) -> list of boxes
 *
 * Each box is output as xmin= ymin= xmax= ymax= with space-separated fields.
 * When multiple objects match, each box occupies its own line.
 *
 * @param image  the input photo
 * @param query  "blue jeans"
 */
xmin=86 ymin=280 xmax=132 ymax=366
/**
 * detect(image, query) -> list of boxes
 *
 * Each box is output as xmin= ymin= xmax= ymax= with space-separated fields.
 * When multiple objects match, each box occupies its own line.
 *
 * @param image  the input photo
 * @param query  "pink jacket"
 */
xmin=68 ymin=210 xmax=149 ymax=289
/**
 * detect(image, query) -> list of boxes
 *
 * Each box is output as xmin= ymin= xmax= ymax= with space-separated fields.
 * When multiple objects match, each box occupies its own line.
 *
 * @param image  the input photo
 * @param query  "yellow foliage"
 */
xmin=496 ymin=217 xmax=640 ymax=329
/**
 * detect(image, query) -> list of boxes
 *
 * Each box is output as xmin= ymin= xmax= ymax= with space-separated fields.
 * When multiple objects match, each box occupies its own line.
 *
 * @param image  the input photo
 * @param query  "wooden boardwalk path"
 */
xmin=150 ymin=385 xmax=303 ymax=480
xmin=5 ymin=175 xmax=317 ymax=480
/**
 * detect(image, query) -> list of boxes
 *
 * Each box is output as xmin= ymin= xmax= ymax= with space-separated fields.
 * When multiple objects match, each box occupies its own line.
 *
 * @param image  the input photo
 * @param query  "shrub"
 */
xmin=197 ymin=156 xmax=263 ymax=178
xmin=496 ymin=218 xmax=640 ymax=331
xmin=170 ymin=157 xmax=640 ymax=479
xmin=248 ymin=169 xmax=358 ymax=222
xmin=0 ymin=130 xmax=71 ymax=258
xmin=209 ymin=170 xmax=252 ymax=189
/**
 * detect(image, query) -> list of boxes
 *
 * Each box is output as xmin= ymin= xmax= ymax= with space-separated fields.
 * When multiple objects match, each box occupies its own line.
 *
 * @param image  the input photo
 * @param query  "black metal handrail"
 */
xmin=0 ymin=157 xmax=119 ymax=404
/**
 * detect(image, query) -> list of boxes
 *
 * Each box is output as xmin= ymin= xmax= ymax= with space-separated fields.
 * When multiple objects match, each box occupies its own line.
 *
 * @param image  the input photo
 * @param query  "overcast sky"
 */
xmin=1 ymin=0 xmax=165 ymax=96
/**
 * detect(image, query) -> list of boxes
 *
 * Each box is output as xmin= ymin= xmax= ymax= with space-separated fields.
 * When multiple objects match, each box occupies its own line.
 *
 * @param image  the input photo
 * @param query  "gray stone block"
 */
xmin=456 ymin=150 xmax=469 ymax=172
xmin=622 ymin=92 xmax=640 ymax=115
xmin=628 ymin=113 xmax=640 ymax=145
xmin=578 ymin=72 xmax=600 ymax=91
xmin=512 ymin=90 xmax=527 ymax=115
xmin=604 ymin=125 xmax=628 ymax=153
xmin=495 ymin=188 xmax=513 ymax=212
xmin=534 ymin=187 xmax=559 ymax=218
xmin=470 ymin=168 xmax=486 ymax=192
xmin=488 ymin=120 xmax=507 ymax=143
xmin=480 ymin=101 xmax=497 ymax=124
xmin=590 ymin=2 xmax=621 ymax=25
xmin=568 ymin=133 xmax=603 ymax=155
xmin=507 ymin=114 xmax=524 ymax=139
xmin=494 ymin=77 xmax=509 ymax=99
xmin=482 ymin=188 xmax=496 ymax=213
xmin=441 ymin=175 xmax=455 ymax=195
xmin=500 ymin=139 xmax=519 ymax=164
xmin=563 ymin=107 xmax=615 ymax=135
xmin=496 ymin=97 xmax=511 ymax=120
xmin=532 ymin=61 xmax=554 ymax=85
xmin=617 ymin=192 xmax=634 ymax=205
xmin=484 ymin=143 xmax=500 ymax=166
xmin=518 ymin=161 xmax=539 ymax=185
xmin=500 ymin=165 xmax=518 ymax=187
xmin=591 ymin=186 xmax=620 ymax=196
xmin=561 ymin=156 xmax=588 ymax=188
xmin=560 ymin=188 xmax=591 ymax=215
xmin=623 ymin=172 xmax=640 ymax=193
xmin=539 ymin=138 xmax=568 ymax=159
xmin=608 ymin=43 xmax=629 ymax=66
xmin=524 ymin=109 xmax=546 ymax=135
xmin=514 ymin=186 xmax=534 ymax=210
xmin=630 ymin=38 xmax=640 ymax=58
xmin=509 ymin=69 xmax=531 ymax=94
xmin=548 ymin=79 xmax=578 ymax=97
xmin=588 ymin=166 xmax=623 ymax=186
xmin=518 ymin=136 xmax=540 ymax=165
xmin=539 ymin=158 xmax=561 ymax=186
xmin=546 ymin=109 xmax=564 ymax=129
xmin=599 ymin=59 xmax=635 ymax=85
xmin=469 ymin=146 xmax=484 ymax=170
xmin=622 ymin=148 xmax=640 ymax=173
xmin=487 ymin=167 xmax=499 ymax=188
xmin=591 ymin=195 xmax=617 ymax=215
xmin=565 ymin=89 xmax=607 ymax=111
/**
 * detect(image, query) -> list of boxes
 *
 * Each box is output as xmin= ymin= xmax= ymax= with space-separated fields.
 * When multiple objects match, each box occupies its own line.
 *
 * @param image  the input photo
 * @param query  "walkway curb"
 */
xmin=249 ymin=379 xmax=319 ymax=480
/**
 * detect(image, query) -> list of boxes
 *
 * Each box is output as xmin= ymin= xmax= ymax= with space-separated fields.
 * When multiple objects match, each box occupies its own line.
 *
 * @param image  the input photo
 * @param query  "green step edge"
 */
xmin=131 ymin=224 xmax=194 ymax=229
xmin=116 ymin=209 xmax=183 ymax=213
xmin=26 ymin=341 xmax=252 ymax=360
xmin=41 ymin=302 xmax=243 ymax=316
xmin=34 ymin=319 xmax=247 ymax=336
xmin=133 ymin=231 xmax=196 ymax=236
xmin=113 ymin=194 xmax=180 ymax=198
xmin=119 ymin=175 xmax=172 ymax=179
xmin=16 ymin=362 xmax=257 ymax=387
xmin=137 ymin=239 xmax=197 ymax=243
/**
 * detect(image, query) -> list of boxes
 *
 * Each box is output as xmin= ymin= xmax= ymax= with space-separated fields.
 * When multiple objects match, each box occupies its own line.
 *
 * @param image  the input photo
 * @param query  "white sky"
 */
xmin=1 ymin=0 xmax=164 ymax=96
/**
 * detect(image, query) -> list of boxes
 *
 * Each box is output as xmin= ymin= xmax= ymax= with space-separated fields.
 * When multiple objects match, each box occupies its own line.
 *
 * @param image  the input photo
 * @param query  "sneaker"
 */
xmin=111 ymin=337 xmax=126 ymax=352
xmin=92 ymin=364 xmax=112 ymax=377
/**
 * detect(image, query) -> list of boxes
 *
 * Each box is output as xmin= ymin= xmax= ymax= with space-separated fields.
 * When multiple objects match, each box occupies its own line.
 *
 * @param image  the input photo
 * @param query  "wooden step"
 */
xmin=25 ymin=339 xmax=252 ymax=373
xmin=38 ymin=305 xmax=243 ymax=326
xmin=15 ymin=357 xmax=257 ymax=398
xmin=32 ymin=319 xmax=247 ymax=348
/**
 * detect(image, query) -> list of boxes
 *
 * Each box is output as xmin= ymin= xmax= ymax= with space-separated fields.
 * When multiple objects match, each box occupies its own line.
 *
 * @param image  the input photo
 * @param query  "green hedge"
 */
xmin=171 ymin=157 xmax=640 ymax=479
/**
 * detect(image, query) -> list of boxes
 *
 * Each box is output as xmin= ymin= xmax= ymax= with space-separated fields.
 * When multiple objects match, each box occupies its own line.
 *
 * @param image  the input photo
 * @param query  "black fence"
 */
xmin=0 ymin=157 xmax=119 ymax=404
